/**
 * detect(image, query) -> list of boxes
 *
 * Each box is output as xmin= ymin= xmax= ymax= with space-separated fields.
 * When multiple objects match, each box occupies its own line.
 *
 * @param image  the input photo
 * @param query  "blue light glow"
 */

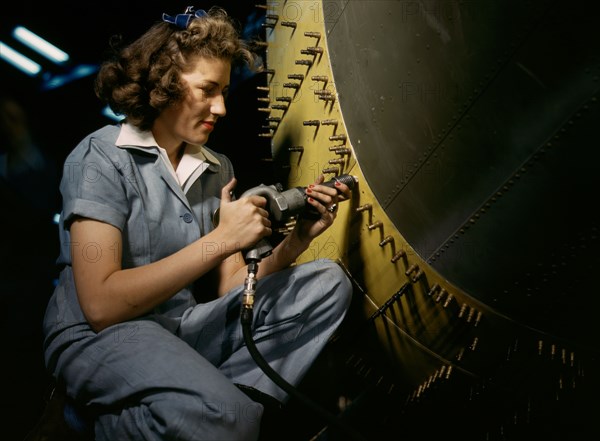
xmin=41 ymin=63 xmax=99 ymax=90
xmin=102 ymin=106 xmax=125 ymax=122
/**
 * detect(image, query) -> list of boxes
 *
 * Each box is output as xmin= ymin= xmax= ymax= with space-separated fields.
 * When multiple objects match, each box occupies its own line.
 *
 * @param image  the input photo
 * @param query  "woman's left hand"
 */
xmin=293 ymin=174 xmax=351 ymax=244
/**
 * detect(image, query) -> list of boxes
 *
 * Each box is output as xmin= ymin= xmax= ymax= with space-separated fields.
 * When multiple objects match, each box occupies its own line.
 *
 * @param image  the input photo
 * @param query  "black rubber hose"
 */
xmin=240 ymin=317 xmax=366 ymax=441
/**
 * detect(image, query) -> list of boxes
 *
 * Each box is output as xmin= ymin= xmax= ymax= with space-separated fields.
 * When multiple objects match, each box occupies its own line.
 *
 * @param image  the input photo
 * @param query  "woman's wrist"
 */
xmin=283 ymin=228 xmax=312 ymax=258
xmin=199 ymin=227 xmax=240 ymax=261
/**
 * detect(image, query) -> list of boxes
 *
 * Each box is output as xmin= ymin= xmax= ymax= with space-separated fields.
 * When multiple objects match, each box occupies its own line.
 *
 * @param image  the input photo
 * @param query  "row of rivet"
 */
xmin=356 ymin=200 xmax=488 ymax=355
xmin=537 ymin=340 xmax=576 ymax=367
xmin=408 ymin=365 xmax=453 ymax=401
xmin=345 ymin=353 xmax=396 ymax=397
xmin=255 ymin=23 xmax=330 ymax=140
xmin=368 ymin=283 xmax=411 ymax=321
xmin=455 ymin=337 xmax=480 ymax=361
xmin=430 ymin=95 xmax=598 ymax=262
xmin=256 ymin=4 xmax=466 ymax=399
xmin=379 ymin=223 xmax=484 ymax=366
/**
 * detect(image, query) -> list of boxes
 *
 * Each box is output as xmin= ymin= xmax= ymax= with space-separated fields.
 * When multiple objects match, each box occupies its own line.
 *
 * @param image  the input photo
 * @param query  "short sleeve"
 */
xmin=60 ymin=135 xmax=129 ymax=231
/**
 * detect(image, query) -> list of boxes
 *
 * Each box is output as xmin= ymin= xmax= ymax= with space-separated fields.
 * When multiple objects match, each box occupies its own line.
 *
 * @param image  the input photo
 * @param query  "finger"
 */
xmin=257 ymin=206 xmax=270 ymax=220
xmin=333 ymin=181 xmax=351 ymax=201
xmin=312 ymin=184 xmax=338 ymax=198
xmin=305 ymin=187 xmax=334 ymax=209
xmin=306 ymin=196 xmax=329 ymax=216
xmin=248 ymin=195 xmax=268 ymax=208
xmin=221 ymin=178 xmax=237 ymax=204
xmin=261 ymin=215 xmax=272 ymax=228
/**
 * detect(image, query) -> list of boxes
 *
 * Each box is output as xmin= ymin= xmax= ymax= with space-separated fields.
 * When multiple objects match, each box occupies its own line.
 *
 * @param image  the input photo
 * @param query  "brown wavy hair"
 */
xmin=94 ymin=7 xmax=255 ymax=131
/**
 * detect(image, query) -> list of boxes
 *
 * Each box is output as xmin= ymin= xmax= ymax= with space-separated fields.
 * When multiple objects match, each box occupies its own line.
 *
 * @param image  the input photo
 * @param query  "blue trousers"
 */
xmin=47 ymin=259 xmax=352 ymax=441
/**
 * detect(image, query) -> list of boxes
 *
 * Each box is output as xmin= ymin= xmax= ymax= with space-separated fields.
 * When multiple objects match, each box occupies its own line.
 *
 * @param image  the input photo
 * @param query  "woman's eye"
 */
xmin=202 ymin=87 xmax=216 ymax=97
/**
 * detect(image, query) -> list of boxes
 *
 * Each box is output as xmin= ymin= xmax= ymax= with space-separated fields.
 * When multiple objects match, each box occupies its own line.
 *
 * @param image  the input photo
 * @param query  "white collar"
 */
xmin=115 ymin=123 xmax=220 ymax=192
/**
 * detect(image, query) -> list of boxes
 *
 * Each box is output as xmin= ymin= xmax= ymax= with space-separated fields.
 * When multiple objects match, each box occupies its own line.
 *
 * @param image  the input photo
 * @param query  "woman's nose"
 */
xmin=211 ymin=94 xmax=226 ymax=117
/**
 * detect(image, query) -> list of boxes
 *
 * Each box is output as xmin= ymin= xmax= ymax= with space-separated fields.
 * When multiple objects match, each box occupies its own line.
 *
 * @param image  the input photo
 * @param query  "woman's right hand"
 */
xmin=216 ymin=178 xmax=272 ymax=251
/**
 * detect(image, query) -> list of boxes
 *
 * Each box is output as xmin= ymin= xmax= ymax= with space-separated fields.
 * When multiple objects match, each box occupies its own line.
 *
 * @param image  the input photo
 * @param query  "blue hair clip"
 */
xmin=162 ymin=6 xmax=207 ymax=29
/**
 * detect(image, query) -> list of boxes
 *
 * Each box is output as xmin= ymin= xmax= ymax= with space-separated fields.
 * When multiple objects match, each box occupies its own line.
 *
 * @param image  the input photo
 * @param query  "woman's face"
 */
xmin=153 ymin=56 xmax=231 ymax=150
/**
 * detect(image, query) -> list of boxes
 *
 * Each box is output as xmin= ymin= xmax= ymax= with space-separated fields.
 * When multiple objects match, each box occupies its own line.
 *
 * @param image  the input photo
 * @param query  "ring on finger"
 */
xmin=327 ymin=203 xmax=338 ymax=213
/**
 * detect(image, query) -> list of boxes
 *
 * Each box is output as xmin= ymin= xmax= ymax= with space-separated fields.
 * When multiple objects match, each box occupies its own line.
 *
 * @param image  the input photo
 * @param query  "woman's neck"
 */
xmin=167 ymin=145 xmax=185 ymax=170
xmin=151 ymin=124 xmax=185 ymax=170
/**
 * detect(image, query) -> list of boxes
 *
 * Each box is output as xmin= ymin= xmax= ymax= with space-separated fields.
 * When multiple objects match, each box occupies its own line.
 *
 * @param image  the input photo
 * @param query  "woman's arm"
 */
xmin=212 ymin=175 xmax=351 ymax=295
xmin=72 ymin=179 xmax=271 ymax=332
xmin=257 ymin=175 xmax=350 ymax=275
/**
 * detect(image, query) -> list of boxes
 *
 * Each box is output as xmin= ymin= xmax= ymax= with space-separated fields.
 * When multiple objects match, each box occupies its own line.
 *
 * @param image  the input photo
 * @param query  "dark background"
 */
xmin=1 ymin=2 xmax=275 ymax=439
xmin=0 ymin=0 xmax=270 ymax=182
xmin=4 ymin=2 xmax=600 ymax=441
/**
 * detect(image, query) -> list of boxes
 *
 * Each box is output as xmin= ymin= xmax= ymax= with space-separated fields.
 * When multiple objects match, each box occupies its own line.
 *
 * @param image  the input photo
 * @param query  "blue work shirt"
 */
xmin=44 ymin=123 xmax=235 ymax=364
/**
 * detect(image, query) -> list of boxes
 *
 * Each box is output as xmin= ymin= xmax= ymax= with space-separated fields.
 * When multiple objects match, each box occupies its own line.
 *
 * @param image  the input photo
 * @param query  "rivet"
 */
xmin=303 ymin=120 xmax=320 ymax=126
xmin=379 ymin=236 xmax=394 ymax=247
xmin=443 ymin=293 xmax=454 ymax=308
xmin=391 ymin=250 xmax=406 ymax=263
xmin=367 ymin=221 xmax=383 ymax=230
xmin=435 ymin=288 xmax=447 ymax=303
xmin=329 ymin=134 xmax=347 ymax=142
xmin=303 ymin=46 xmax=323 ymax=54
xmin=404 ymin=263 xmax=419 ymax=277
xmin=330 ymin=147 xmax=351 ymax=155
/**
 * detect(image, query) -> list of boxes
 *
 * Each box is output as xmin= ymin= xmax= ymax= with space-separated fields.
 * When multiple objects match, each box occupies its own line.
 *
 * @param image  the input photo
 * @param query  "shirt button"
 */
xmin=182 ymin=213 xmax=193 ymax=223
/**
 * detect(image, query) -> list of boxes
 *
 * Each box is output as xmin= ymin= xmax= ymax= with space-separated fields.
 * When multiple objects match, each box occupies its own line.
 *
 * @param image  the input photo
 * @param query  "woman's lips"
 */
xmin=201 ymin=121 xmax=215 ymax=130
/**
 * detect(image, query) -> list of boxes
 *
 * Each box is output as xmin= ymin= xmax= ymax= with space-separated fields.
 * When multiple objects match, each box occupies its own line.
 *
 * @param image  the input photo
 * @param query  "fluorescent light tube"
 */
xmin=12 ymin=26 xmax=69 ymax=64
xmin=0 ymin=41 xmax=42 ymax=75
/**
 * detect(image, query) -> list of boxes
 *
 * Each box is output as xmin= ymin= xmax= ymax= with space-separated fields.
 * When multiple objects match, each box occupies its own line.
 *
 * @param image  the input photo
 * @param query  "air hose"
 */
xmin=240 ymin=261 xmax=366 ymax=441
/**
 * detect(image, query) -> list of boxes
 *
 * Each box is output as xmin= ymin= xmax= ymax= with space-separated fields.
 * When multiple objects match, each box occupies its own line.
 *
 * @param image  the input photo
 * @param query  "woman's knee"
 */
xmin=180 ymin=397 xmax=263 ymax=439
xmin=170 ymin=384 xmax=263 ymax=438
xmin=311 ymin=259 xmax=353 ymax=313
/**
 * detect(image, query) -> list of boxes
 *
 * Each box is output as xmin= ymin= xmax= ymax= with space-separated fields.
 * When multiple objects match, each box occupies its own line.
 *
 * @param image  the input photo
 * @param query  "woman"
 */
xmin=42 ymin=6 xmax=352 ymax=440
